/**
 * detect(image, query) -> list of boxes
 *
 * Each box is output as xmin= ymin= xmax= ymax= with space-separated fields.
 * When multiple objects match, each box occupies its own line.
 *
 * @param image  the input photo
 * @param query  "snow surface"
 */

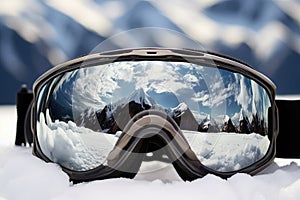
xmin=37 ymin=110 xmax=118 ymax=171
xmin=184 ymin=131 xmax=269 ymax=172
xmin=1 ymin=106 xmax=300 ymax=200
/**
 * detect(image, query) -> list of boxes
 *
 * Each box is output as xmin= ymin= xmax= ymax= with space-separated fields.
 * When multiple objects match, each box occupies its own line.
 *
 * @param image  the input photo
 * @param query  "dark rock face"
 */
xmin=74 ymin=108 xmax=102 ymax=132
xmin=96 ymin=105 xmax=116 ymax=133
xmin=222 ymin=118 xmax=237 ymax=133
xmin=251 ymin=113 xmax=266 ymax=136
xmin=172 ymin=107 xmax=199 ymax=131
xmin=237 ymin=116 xmax=251 ymax=134
xmin=103 ymin=101 xmax=151 ymax=134
xmin=198 ymin=115 xmax=219 ymax=132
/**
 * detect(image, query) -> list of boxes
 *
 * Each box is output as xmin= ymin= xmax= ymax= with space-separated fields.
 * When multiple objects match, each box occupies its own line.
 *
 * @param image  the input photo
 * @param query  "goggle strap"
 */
xmin=15 ymin=85 xmax=33 ymax=146
xmin=276 ymin=99 xmax=300 ymax=158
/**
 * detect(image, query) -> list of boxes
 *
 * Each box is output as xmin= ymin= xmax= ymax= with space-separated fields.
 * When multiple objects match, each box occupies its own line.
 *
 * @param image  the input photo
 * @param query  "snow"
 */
xmin=168 ymin=102 xmax=188 ymax=117
xmin=1 ymin=105 xmax=300 ymax=200
xmin=184 ymin=131 xmax=269 ymax=172
xmin=173 ymin=102 xmax=188 ymax=112
xmin=126 ymin=88 xmax=156 ymax=108
xmin=200 ymin=114 xmax=216 ymax=127
xmin=37 ymin=110 xmax=117 ymax=171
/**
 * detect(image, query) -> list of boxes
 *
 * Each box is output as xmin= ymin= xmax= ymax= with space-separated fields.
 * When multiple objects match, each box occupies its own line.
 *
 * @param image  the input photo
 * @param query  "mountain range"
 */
xmin=1 ymin=0 xmax=300 ymax=104
xmin=78 ymin=89 xmax=267 ymax=135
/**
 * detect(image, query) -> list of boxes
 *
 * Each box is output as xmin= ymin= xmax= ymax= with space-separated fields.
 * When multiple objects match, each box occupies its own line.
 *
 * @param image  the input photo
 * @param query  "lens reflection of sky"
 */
xmin=148 ymin=90 xmax=179 ymax=108
xmin=49 ymin=61 xmax=271 ymax=126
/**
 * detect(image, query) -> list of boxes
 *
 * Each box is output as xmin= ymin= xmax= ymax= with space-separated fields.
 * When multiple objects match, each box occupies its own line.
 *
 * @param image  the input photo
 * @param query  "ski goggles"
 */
xmin=15 ymin=48 xmax=300 ymax=183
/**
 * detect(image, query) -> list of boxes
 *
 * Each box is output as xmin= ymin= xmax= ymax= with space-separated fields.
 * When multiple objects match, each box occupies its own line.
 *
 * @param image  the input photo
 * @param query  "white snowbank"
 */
xmin=1 ymin=145 xmax=300 ymax=200
xmin=184 ymin=131 xmax=269 ymax=172
xmin=37 ymin=109 xmax=117 ymax=171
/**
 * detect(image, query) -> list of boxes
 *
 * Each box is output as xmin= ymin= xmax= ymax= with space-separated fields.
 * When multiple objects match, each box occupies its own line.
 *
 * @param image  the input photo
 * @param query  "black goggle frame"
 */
xmin=15 ymin=48 xmax=300 ymax=183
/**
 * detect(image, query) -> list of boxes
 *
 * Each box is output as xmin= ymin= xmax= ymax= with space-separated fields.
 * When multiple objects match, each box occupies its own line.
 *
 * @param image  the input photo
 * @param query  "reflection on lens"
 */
xmin=36 ymin=61 xmax=271 ymax=172
xmin=184 ymin=131 xmax=270 ymax=172
xmin=37 ymin=109 xmax=118 ymax=171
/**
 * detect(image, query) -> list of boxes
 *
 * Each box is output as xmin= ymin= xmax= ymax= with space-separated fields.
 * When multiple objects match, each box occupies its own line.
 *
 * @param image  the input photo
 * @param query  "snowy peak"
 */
xmin=202 ymin=114 xmax=217 ymax=125
xmin=199 ymin=114 xmax=219 ymax=132
xmin=96 ymin=88 xmax=156 ymax=133
xmin=169 ymin=102 xmax=188 ymax=118
xmin=221 ymin=115 xmax=237 ymax=133
xmin=239 ymin=109 xmax=248 ymax=122
xmin=168 ymin=102 xmax=199 ymax=131
xmin=104 ymin=88 xmax=155 ymax=113
xmin=224 ymin=115 xmax=230 ymax=123
xmin=126 ymin=88 xmax=156 ymax=108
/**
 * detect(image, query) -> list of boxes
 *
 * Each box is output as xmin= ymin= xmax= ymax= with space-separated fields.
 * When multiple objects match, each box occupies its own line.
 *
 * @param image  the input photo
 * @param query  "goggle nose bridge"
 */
xmin=106 ymin=110 xmax=201 ymax=172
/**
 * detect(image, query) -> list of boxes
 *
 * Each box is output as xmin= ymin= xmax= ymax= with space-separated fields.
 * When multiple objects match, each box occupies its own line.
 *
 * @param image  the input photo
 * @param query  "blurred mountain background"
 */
xmin=0 ymin=0 xmax=300 ymax=104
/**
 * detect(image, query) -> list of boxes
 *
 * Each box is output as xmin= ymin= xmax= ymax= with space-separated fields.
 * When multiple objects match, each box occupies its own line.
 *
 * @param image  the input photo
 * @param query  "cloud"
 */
xmin=193 ymin=71 xmax=236 ymax=109
xmin=71 ymin=61 xmax=201 ymax=112
xmin=251 ymin=79 xmax=271 ymax=123
xmin=251 ymin=80 xmax=260 ymax=115
xmin=234 ymin=74 xmax=251 ymax=115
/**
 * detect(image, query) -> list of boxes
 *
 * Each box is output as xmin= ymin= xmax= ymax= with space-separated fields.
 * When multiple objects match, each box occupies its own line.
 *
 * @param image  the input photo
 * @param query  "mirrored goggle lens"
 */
xmin=35 ymin=60 xmax=272 ymax=173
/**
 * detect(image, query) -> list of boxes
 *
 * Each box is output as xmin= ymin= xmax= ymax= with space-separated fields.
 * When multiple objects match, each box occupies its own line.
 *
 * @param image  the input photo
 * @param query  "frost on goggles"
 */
xmin=36 ymin=61 xmax=271 ymax=173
